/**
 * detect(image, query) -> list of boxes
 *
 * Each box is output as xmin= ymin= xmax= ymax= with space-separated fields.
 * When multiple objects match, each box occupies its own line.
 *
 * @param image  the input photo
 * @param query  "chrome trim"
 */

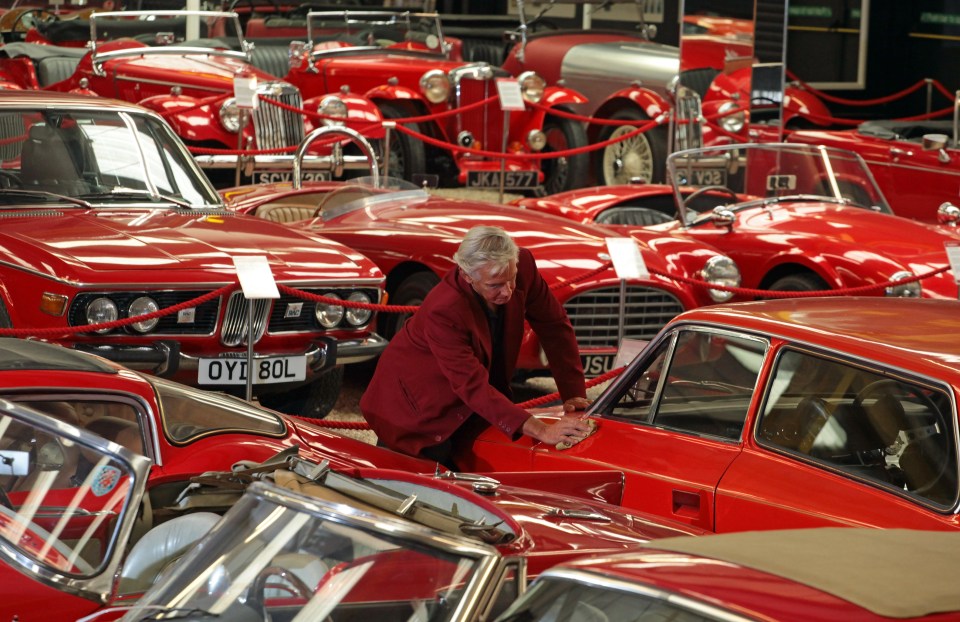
xmin=329 ymin=333 xmax=388 ymax=365
xmin=112 ymin=74 xmax=229 ymax=94
xmin=221 ymin=291 xmax=270 ymax=347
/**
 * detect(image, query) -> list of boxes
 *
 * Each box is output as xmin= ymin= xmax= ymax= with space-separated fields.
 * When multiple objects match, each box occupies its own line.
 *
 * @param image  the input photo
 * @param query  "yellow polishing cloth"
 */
xmin=555 ymin=418 xmax=598 ymax=450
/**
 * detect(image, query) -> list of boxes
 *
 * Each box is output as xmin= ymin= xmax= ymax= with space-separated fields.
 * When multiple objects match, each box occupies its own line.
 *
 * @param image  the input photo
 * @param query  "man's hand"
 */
xmin=523 ymin=413 xmax=594 ymax=447
xmin=563 ymin=396 xmax=591 ymax=413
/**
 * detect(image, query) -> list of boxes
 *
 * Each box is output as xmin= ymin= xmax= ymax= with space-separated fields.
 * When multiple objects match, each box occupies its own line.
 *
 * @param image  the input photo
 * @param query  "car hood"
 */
xmin=106 ymin=52 xmax=279 ymax=89
xmin=2 ymin=208 xmax=376 ymax=280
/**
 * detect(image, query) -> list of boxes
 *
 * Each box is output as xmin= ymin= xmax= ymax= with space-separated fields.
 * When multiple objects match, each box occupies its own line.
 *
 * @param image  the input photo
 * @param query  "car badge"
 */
xmin=285 ymin=302 xmax=303 ymax=318
xmin=178 ymin=308 xmax=197 ymax=324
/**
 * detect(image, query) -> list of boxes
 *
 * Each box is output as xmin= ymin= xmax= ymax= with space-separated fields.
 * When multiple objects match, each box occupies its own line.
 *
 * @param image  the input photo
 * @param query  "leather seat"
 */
xmin=20 ymin=124 xmax=88 ymax=194
xmin=118 ymin=512 xmax=221 ymax=594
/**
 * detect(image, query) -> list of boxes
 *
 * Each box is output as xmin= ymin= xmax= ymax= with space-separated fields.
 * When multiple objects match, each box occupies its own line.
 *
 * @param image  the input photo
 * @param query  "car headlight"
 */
xmin=315 ymin=293 xmax=344 ymax=328
xmin=518 ymin=71 xmax=545 ymax=104
xmin=419 ymin=69 xmax=450 ymax=104
xmin=885 ymin=271 xmax=922 ymax=297
xmin=219 ymin=98 xmax=241 ymax=133
xmin=345 ymin=291 xmax=372 ymax=326
xmin=701 ymin=255 xmax=741 ymax=302
xmin=319 ymin=95 xmax=347 ymax=127
xmin=128 ymin=296 xmax=160 ymax=333
xmin=718 ymin=101 xmax=745 ymax=134
xmin=86 ymin=297 xmax=118 ymax=333
xmin=526 ymin=129 xmax=547 ymax=152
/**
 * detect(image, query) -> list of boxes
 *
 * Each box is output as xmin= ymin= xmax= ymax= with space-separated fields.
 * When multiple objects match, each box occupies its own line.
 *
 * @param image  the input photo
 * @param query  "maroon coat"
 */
xmin=360 ymin=248 xmax=586 ymax=458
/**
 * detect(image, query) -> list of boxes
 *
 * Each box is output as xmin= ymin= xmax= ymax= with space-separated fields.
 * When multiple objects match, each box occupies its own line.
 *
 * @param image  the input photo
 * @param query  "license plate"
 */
xmin=690 ymin=168 xmax=727 ymax=186
xmin=253 ymin=171 xmax=332 ymax=184
xmin=198 ymin=356 xmax=307 ymax=385
xmin=466 ymin=170 xmax=539 ymax=189
xmin=581 ymin=354 xmax=615 ymax=377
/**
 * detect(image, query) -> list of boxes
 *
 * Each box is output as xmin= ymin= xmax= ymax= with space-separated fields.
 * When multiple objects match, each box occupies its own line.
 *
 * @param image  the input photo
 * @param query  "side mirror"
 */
xmin=937 ymin=201 xmax=960 ymax=226
xmin=711 ymin=206 xmax=736 ymax=229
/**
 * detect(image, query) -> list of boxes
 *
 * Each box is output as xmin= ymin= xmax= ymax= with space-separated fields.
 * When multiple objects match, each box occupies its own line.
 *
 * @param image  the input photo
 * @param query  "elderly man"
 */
xmin=360 ymin=225 xmax=592 ymax=469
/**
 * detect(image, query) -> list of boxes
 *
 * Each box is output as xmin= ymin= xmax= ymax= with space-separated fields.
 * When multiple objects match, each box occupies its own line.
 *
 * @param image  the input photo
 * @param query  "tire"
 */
xmin=378 ymin=271 xmax=440 ymax=341
xmin=596 ymin=108 xmax=667 ymax=186
xmin=540 ymin=113 xmax=589 ymax=195
xmin=259 ymin=366 xmax=344 ymax=420
xmin=378 ymin=101 xmax=427 ymax=184
xmin=768 ymin=273 xmax=829 ymax=292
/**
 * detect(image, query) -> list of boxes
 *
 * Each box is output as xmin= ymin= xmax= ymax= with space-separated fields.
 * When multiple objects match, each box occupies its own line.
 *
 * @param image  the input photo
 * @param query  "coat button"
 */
xmin=434 ymin=435 xmax=442 ymax=441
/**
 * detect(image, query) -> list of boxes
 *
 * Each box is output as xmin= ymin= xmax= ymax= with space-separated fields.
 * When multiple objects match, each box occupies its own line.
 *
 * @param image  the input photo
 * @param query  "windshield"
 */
xmin=306 ymin=10 xmax=447 ymax=54
xmin=0 ymin=406 xmax=139 ymax=578
xmin=125 ymin=482 xmax=491 ymax=622
xmin=668 ymin=143 xmax=893 ymax=225
xmin=0 ymin=108 xmax=221 ymax=207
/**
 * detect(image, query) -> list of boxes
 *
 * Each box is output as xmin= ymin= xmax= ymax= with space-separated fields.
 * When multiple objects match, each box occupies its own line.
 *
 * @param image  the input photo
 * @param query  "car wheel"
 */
xmin=378 ymin=271 xmax=440 ymax=341
xmin=259 ymin=366 xmax=344 ymax=420
xmin=378 ymin=101 xmax=427 ymax=183
xmin=768 ymin=273 xmax=829 ymax=292
xmin=540 ymin=113 xmax=589 ymax=195
xmin=597 ymin=109 xmax=667 ymax=185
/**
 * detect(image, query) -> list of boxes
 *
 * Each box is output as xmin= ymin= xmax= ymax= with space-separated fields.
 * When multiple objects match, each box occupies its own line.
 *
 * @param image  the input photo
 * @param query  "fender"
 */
xmin=364 ymin=83 xmax=422 ymax=104
xmin=0 ymin=58 xmax=39 ymax=89
xmin=785 ymin=85 xmax=832 ymax=127
xmin=521 ymin=85 xmax=589 ymax=126
xmin=586 ymin=87 xmax=670 ymax=140
xmin=138 ymin=94 xmax=233 ymax=145
xmin=303 ymin=93 xmax=385 ymax=139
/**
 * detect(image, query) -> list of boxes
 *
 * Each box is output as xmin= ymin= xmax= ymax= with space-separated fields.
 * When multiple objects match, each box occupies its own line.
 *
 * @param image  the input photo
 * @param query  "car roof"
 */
xmin=559 ymin=528 xmax=960 ymax=619
xmin=0 ymin=90 xmax=141 ymax=113
xmin=0 ymin=338 xmax=118 ymax=374
xmin=674 ymin=297 xmax=960 ymax=376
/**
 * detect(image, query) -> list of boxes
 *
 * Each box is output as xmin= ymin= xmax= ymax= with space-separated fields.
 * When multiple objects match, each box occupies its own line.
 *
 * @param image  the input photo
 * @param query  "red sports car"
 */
xmin=460 ymin=296 xmax=960 ymax=532
xmin=514 ymin=142 xmax=960 ymax=298
xmin=0 ymin=9 xmax=383 ymax=186
xmin=0 ymin=91 xmax=387 ymax=418
xmin=500 ymin=528 xmax=960 ymax=621
xmin=220 ymin=173 xmax=742 ymax=379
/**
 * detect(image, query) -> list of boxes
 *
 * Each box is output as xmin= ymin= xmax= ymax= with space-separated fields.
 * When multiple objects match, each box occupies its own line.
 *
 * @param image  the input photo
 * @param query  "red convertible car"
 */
xmin=499 ymin=528 xmax=960 ymax=621
xmin=515 ymin=142 xmax=960 ymax=298
xmin=221 ymin=171 xmax=742 ymax=379
xmin=243 ymin=9 xmax=591 ymax=195
xmin=0 ymin=91 xmax=388 ymax=418
xmin=460 ymin=297 xmax=960 ymax=532
xmin=116 ymin=463 xmax=703 ymax=622
xmin=0 ymin=9 xmax=383 ymax=185
xmin=0 ymin=348 xmax=703 ymax=621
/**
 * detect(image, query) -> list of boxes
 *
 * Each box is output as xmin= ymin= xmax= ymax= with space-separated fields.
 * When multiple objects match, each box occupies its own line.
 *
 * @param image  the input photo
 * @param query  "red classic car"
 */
xmin=116 ymin=464 xmax=703 ymax=622
xmin=220 ymin=173 xmax=742 ymax=378
xmin=0 ymin=9 xmax=383 ymax=185
xmin=460 ymin=296 xmax=960 ymax=532
xmin=0 ymin=337 xmax=441 ymax=620
xmin=0 ymin=91 xmax=388 ymax=418
xmin=499 ymin=529 xmax=960 ymax=621
xmin=242 ymin=9 xmax=590 ymax=195
xmin=514 ymin=142 xmax=960 ymax=298
xmin=788 ymin=119 xmax=960 ymax=224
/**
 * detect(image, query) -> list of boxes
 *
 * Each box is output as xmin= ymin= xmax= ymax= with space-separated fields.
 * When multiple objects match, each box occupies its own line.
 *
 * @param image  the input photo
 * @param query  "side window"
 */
xmin=608 ymin=329 xmax=767 ymax=440
xmin=759 ymin=349 xmax=959 ymax=507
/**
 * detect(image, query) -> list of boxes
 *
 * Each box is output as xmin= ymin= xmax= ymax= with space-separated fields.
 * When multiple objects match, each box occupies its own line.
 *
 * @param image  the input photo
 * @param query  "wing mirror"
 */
xmin=711 ymin=206 xmax=736 ymax=229
xmin=937 ymin=201 xmax=960 ymax=226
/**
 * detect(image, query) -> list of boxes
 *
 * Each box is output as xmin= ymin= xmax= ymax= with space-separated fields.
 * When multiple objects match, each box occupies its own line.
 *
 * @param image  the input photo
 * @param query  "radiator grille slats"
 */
xmin=565 ymin=286 xmax=685 ymax=348
xmin=252 ymin=82 xmax=305 ymax=150
xmin=221 ymin=291 xmax=270 ymax=347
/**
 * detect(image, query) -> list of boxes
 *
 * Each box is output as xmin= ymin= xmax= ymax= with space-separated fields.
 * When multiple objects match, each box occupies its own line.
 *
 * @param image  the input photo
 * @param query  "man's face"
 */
xmin=465 ymin=259 xmax=518 ymax=308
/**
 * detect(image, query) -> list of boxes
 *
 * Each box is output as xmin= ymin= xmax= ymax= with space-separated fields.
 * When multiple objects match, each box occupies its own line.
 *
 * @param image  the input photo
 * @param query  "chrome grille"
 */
xmin=0 ymin=113 xmax=24 ymax=162
xmin=252 ymin=82 xmax=305 ymax=150
xmin=221 ymin=291 xmax=271 ymax=346
xmin=564 ymin=286 xmax=685 ymax=348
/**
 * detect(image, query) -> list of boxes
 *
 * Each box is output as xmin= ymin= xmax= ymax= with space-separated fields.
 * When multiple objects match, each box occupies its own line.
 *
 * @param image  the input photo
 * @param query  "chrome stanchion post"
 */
xmin=382 ymin=120 xmax=395 ymax=182
xmin=617 ymin=278 xmax=626 ymax=347
xmin=236 ymin=108 xmax=247 ymax=187
xmin=245 ymin=297 xmax=254 ymax=402
xmin=500 ymin=110 xmax=510 ymax=204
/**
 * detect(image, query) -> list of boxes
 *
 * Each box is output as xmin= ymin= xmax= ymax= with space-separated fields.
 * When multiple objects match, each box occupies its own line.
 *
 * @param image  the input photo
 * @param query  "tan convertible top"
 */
xmin=649 ymin=528 xmax=960 ymax=618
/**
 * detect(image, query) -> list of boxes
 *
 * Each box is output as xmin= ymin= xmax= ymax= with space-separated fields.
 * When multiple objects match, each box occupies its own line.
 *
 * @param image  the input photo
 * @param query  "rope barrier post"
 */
xmin=500 ymin=109 xmax=510 ymax=204
xmin=954 ymin=90 xmax=960 ymax=147
xmin=617 ymin=278 xmax=626 ymax=347
xmin=236 ymin=108 xmax=248 ymax=187
xmin=245 ymin=297 xmax=255 ymax=402
xmin=382 ymin=121 xmax=395 ymax=181
xmin=927 ymin=78 xmax=934 ymax=116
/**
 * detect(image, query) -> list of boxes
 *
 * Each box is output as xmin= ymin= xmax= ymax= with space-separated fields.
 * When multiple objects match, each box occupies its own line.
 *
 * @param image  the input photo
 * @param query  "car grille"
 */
xmin=221 ymin=290 xmax=270 ymax=346
xmin=449 ymin=64 xmax=504 ymax=153
xmin=268 ymin=287 xmax=380 ymax=333
xmin=252 ymin=82 xmax=305 ymax=150
xmin=564 ymin=285 xmax=685 ymax=348
xmin=70 ymin=291 xmax=220 ymax=335
xmin=0 ymin=113 xmax=23 ymax=162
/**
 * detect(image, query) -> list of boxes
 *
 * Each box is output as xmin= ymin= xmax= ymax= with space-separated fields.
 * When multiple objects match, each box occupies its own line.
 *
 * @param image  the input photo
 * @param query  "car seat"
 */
xmin=20 ymin=124 xmax=88 ymax=194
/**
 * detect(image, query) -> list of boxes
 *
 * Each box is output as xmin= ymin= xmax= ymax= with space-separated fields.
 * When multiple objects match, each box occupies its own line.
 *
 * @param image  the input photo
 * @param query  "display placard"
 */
xmin=606 ymin=237 xmax=650 ymax=279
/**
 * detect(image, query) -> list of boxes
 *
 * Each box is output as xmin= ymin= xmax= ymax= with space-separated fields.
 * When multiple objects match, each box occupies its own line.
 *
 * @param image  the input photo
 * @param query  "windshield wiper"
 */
xmin=75 ymin=190 xmax=200 ymax=210
xmin=0 ymin=188 xmax=93 ymax=208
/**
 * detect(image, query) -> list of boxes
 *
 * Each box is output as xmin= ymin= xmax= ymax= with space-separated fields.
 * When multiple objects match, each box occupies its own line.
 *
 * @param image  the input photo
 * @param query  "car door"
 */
xmin=715 ymin=345 xmax=960 ymax=531
xmin=528 ymin=326 xmax=769 ymax=532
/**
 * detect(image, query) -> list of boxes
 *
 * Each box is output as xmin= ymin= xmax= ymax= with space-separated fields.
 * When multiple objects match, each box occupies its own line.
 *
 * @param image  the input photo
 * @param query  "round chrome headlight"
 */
xmin=518 ymin=71 xmax=546 ymax=104
xmin=219 ymin=98 xmax=241 ymax=133
xmin=128 ymin=296 xmax=160 ymax=333
xmin=315 ymin=293 xmax=344 ymax=328
xmin=319 ymin=95 xmax=347 ymax=127
xmin=701 ymin=255 xmax=741 ymax=302
xmin=419 ymin=69 xmax=450 ymax=104
xmin=718 ymin=101 xmax=745 ymax=134
xmin=345 ymin=291 xmax=373 ymax=326
xmin=86 ymin=297 xmax=118 ymax=333
xmin=526 ymin=129 xmax=547 ymax=152
xmin=938 ymin=202 xmax=960 ymax=226
xmin=885 ymin=271 xmax=922 ymax=298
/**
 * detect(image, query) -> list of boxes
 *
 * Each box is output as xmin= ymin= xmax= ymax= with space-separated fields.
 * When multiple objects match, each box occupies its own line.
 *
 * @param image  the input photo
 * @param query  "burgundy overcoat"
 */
xmin=360 ymin=248 xmax=586 ymax=458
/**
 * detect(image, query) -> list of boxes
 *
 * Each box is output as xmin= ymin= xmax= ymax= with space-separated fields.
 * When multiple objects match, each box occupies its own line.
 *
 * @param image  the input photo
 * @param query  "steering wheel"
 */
xmin=5 ymin=8 xmax=59 ymax=33
xmin=853 ymin=379 xmax=951 ymax=495
xmin=248 ymin=565 xmax=316 ymax=618
xmin=312 ymin=185 xmax=376 ymax=218
xmin=0 ymin=170 xmax=22 ymax=189
xmin=0 ymin=503 xmax=95 ymax=574
xmin=682 ymin=185 xmax=739 ymax=213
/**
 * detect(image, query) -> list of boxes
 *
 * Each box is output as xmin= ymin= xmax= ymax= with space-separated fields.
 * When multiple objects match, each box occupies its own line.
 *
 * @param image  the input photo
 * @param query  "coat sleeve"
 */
xmin=518 ymin=249 xmax=587 ymax=401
